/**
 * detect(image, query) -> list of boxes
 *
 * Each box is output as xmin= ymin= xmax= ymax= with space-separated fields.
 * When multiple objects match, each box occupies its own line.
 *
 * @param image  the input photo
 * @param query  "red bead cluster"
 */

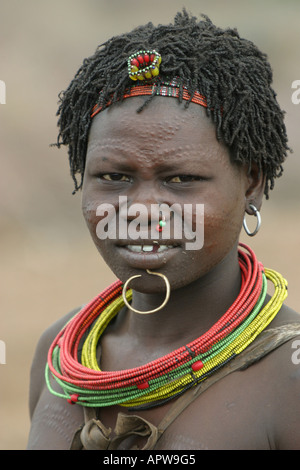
xmin=128 ymin=50 xmax=162 ymax=81
xmin=67 ymin=393 xmax=79 ymax=405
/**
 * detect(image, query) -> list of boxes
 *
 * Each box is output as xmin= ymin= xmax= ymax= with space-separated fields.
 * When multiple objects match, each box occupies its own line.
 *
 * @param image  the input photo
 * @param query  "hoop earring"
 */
xmin=243 ymin=204 xmax=261 ymax=237
xmin=122 ymin=269 xmax=171 ymax=315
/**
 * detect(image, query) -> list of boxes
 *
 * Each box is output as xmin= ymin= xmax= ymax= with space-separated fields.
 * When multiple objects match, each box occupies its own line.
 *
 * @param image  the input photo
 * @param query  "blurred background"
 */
xmin=0 ymin=0 xmax=299 ymax=450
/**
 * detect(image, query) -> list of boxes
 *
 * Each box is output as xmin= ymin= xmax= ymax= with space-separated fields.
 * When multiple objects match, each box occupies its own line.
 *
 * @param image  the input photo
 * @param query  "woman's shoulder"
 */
xmin=266 ymin=303 xmax=300 ymax=366
xmin=260 ymin=304 xmax=300 ymax=448
xmin=269 ymin=302 xmax=300 ymax=329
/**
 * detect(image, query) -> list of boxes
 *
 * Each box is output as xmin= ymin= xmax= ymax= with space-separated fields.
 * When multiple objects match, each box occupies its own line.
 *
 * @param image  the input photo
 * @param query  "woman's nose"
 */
xmin=121 ymin=198 xmax=161 ymax=226
xmin=119 ymin=184 xmax=170 ymax=228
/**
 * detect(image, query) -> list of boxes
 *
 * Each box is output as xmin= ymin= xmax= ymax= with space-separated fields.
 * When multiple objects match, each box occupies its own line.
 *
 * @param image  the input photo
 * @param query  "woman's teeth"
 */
xmin=126 ymin=244 xmax=174 ymax=253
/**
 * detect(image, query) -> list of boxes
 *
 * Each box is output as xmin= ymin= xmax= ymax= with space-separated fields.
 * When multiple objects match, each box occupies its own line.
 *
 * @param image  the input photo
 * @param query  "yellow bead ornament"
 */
xmin=128 ymin=50 xmax=162 ymax=81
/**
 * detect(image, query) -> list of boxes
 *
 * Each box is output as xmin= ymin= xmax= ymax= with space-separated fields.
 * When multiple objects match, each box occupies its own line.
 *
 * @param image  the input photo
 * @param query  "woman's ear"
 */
xmin=244 ymin=163 xmax=266 ymax=214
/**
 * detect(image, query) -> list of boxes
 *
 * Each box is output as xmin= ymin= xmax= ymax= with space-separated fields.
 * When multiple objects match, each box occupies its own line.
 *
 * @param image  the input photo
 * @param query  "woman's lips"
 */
xmin=115 ymin=242 xmax=181 ymax=269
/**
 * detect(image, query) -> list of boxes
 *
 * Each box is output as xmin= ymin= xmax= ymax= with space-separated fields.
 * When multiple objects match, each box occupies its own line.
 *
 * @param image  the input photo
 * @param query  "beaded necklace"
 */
xmin=46 ymin=244 xmax=287 ymax=409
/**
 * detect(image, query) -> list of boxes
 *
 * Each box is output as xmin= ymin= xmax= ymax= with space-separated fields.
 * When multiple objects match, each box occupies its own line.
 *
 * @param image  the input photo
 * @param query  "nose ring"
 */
xmin=122 ymin=269 xmax=171 ymax=314
xmin=156 ymin=215 xmax=166 ymax=233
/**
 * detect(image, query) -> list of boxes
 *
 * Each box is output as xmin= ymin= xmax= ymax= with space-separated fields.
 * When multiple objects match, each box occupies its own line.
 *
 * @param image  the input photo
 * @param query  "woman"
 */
xmin=27 ymin=10 xmax=300 ymax=450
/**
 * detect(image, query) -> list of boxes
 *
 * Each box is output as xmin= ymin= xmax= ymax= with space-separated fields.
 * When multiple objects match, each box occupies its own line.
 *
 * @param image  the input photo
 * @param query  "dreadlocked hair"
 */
xmin=55 ymin=9 xmax=290 ymax=197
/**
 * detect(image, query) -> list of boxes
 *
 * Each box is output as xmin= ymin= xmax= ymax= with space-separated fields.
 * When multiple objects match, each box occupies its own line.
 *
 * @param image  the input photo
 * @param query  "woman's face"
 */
xmin=82 ymin=96 xmax=251 ymax=292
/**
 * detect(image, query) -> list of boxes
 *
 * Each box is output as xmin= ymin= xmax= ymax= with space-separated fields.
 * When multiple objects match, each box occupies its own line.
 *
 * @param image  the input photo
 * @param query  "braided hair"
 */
xmin=55 ymin=9 xmax=290 ymax=197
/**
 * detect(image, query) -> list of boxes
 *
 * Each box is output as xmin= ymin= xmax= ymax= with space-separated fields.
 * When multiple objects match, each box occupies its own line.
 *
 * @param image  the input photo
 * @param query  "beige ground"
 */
xmin=0 ymin=0 xmax=299 ymax=450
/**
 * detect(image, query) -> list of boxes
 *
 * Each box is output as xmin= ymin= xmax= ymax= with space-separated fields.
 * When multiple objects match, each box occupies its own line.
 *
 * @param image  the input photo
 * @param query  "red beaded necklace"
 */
xmin=47 ymin=244 xmax=263 ymax=394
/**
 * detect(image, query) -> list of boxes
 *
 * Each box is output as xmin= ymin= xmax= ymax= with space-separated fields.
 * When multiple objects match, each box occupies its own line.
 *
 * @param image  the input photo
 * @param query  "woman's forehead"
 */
xmin=88 ymin=96 xmax=216 ymax=146
xmin=86 ymin=97 xmax=231 ymax=169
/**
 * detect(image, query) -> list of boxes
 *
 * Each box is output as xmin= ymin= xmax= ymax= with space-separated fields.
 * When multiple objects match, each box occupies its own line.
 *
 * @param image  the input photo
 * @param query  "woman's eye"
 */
xmin=100 ymin=173 xmax=131 ymax=182
xmin=167 ymin=175 xmax=201 ymax=183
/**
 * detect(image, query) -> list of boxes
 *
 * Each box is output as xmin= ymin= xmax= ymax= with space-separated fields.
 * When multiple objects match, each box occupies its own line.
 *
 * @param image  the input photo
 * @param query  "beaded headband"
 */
xmin=91 ymin=50 xmax=207 ymax=119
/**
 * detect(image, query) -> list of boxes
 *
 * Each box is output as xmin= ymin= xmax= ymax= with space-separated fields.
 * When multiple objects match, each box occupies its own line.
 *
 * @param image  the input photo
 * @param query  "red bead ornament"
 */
xmin=191 ymin=360 xmax=204 ymax=372
xmin=67 ymin=393 xmax=79 ymax=405
xmin=128 ymin=50 xmax=162 ymax=81
xmin=130 ymin=58 xmax=139 ymax=68
xmin=137 ymin=381 xmax=149 ymax=390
